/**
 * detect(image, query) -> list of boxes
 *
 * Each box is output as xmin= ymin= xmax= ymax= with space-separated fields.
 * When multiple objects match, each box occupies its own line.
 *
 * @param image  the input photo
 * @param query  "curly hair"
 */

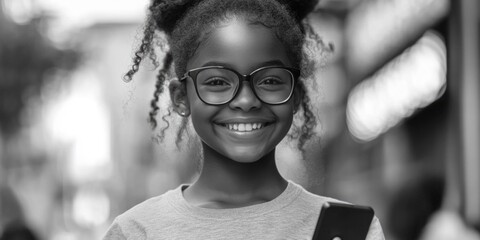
xmin=125 ymin=0 xmax=332 ymax=159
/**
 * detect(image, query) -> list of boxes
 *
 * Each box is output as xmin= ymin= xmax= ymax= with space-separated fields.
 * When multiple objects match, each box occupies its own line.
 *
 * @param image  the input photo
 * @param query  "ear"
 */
xmin=169 ymin=79 xmax=190 ymax=117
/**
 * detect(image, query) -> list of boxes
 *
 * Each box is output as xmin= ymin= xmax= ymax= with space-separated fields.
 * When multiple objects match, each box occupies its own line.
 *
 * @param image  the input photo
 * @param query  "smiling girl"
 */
xmin=104 ymin=0 xmax=385 ymax=239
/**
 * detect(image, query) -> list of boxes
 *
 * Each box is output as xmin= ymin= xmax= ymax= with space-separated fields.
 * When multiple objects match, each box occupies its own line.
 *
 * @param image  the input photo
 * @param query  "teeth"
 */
xmin=224 ymin=123 xmax=266 ymax=132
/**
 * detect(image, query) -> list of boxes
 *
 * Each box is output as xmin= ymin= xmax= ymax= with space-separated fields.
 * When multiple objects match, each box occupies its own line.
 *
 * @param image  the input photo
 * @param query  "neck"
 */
xmin=183 ymin=142 xmax=287 ymax=208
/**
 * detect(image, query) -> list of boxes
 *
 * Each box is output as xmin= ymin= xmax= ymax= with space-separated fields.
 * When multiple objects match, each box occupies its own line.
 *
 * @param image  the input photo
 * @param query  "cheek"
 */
xmin=186 ymin=84 xmax=216 ymax=128
xmin=186 ymin=83 xmax=203 ymax=109
xmin=274 ymin=103 xmax=295 ymax=129
xmin=185 ymin=83 xmax=196 ymax=104
xmin=285 ymin=111 xmax=294 ymax=133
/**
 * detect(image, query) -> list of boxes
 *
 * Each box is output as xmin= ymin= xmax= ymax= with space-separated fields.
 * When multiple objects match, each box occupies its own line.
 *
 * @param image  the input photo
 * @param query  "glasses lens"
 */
xmin=196 ymin=68 xmax=239 ymax=104
xmin=253 ymin=68 xmax=294 ymax=104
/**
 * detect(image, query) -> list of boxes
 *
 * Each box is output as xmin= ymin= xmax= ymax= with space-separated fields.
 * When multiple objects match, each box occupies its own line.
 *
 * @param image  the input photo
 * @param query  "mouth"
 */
xmin=216 ymin=122 xmax=273 ymax=132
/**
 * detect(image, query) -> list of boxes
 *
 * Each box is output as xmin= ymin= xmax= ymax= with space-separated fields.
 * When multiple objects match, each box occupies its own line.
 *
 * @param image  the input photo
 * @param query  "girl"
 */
xmin=104 ymin=0 xmax=385 ymax=239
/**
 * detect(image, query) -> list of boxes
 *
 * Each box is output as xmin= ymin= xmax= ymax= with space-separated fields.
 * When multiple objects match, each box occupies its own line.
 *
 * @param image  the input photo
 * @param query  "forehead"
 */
xmin=186 ymin=19 xmax=292 ymax=73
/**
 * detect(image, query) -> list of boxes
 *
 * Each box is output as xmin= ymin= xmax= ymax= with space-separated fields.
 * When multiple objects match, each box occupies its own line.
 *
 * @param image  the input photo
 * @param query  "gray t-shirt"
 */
xmin=103 ymin=181 xmax=385 ymax=240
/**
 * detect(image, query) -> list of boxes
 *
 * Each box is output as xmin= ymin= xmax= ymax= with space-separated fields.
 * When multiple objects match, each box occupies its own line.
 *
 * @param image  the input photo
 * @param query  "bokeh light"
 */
xmin=45 ymin=71 xmax=112 ymax=183
xmin=347 ymin=31 xmax=447 ymax=142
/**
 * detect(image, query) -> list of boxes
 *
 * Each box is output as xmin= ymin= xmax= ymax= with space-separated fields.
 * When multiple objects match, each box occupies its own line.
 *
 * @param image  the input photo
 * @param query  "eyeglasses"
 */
xmin=180 ymin=66 xmax=300 ymax=105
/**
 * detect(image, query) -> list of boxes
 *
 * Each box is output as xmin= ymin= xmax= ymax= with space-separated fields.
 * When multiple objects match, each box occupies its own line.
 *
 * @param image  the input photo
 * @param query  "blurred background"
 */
xmin=0 ymin=0 xmax=478 ymax=239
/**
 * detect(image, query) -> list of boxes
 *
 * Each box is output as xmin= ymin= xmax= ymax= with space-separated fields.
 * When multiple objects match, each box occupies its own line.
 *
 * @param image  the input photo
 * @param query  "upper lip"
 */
xmin=214 ymin=118 xmax=275 ymax=124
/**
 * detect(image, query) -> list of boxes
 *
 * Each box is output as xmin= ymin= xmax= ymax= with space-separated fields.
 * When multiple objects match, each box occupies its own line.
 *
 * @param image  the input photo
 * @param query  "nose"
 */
xmin=228 ymin=81 xmax=262 ymax=111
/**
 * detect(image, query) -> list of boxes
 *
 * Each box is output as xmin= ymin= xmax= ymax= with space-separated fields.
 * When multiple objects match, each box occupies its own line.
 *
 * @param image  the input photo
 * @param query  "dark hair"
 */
xmin=125 ymin=0 xmax=332 ymax=158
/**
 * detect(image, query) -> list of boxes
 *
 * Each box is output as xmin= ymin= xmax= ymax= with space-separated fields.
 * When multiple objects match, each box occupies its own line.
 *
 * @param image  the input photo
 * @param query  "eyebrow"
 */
xmin=201 ymin=60 xmax=287 ymax=69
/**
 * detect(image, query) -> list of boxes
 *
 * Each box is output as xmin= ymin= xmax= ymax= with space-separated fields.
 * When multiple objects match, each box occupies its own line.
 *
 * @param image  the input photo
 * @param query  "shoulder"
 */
xmin=102 ymin=186 xmax=183 ymax=240
xmin=288 ymin=181 xmax=346 ymax=209
xmin=367 ymin=216 xmax=386 ymax=240
xmin=117 ymin=192 xmax=170 ymax=223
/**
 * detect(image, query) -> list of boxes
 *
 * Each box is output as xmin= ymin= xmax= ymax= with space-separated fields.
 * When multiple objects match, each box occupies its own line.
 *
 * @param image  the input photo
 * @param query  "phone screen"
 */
xmin=312 ymin=202 xmax=374 ymax=240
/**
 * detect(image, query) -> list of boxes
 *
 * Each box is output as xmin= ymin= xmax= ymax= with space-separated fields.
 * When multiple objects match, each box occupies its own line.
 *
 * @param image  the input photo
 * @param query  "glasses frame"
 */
xmin=180 ymin=65 xmax=300 ymax=105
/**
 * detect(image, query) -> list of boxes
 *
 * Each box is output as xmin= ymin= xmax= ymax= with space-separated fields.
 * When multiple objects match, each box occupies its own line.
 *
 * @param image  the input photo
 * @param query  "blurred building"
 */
xmin=0 ymin=0 xmax=479 ymax=240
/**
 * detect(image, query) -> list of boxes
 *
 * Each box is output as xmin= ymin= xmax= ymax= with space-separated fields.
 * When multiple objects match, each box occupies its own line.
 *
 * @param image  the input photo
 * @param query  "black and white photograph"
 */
xmin=0 ymin=0 xmax=478 ymax=239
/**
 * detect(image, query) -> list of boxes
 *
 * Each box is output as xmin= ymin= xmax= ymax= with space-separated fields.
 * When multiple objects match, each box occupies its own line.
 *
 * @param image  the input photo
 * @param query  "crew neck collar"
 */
xmin=167 ymin=180 xmax=302 ymax=220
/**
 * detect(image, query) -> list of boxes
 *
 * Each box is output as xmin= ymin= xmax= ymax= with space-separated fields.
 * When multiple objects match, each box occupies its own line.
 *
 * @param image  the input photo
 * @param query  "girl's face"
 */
xmin=183 ymin=19 xmax=297 ymax=163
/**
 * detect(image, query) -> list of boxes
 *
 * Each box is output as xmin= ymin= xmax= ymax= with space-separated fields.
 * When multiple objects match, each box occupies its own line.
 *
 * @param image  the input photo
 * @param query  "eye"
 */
xmin=204 ymin=77 xmax=232 ymax=86
xmin=258 ymin=77 xmax=283 ymax=85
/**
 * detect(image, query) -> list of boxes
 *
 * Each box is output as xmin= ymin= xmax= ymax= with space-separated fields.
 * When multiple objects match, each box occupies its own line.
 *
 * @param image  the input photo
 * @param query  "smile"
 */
xmin=219 ymin=122 xmax=271 ymax=132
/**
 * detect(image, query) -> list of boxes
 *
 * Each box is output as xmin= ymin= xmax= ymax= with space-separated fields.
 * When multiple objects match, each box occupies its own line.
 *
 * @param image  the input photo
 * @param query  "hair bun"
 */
xmin=149 ymin=0 xmax=200 ymax=34
xmin=149 ymin=0 xmax=318 ymax=33
xmin=275 ymin=0 xmax=319 ymax=20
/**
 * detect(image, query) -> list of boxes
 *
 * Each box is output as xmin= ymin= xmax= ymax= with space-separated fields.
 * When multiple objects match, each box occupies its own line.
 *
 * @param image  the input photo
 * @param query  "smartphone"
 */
xmin=312 ymin=202 xmax=374 ymax=240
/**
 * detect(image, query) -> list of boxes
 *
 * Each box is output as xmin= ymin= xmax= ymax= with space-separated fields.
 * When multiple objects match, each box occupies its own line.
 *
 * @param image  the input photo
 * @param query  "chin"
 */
xmin=229 ymin=155 xmax=263 ymax=163
xmin=223 ymin=147 xmax=271 ymax=164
